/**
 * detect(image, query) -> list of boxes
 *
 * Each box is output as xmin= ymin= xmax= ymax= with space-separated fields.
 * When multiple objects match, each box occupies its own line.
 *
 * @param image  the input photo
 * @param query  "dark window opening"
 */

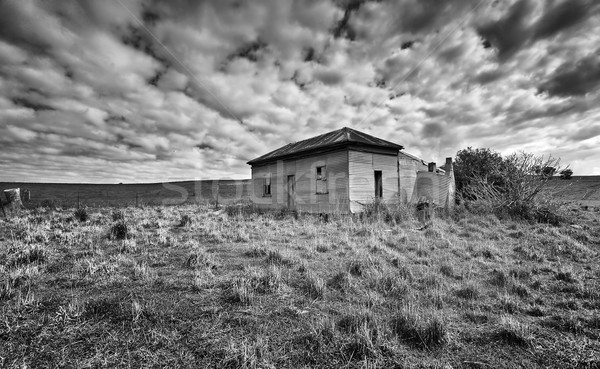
xmin=263 ymin=175 xmax=271 ymax=196
xmin=374 ymin=170 xmax=383 ymax=198
xmin=316 ymin=166 xmax=327 ymax=194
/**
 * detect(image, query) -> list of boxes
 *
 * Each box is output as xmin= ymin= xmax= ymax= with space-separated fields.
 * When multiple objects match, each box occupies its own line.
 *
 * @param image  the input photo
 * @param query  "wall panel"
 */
xmin=348 ymin=151 xmax=398 ymax=212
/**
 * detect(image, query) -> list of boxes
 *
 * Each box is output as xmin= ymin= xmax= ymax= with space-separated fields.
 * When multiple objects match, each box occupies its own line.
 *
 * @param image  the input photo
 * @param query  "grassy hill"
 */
xmin=0 ymin=180 xmax=251 ymax=208
xmin=0 ymin=204 xmax=598 ymax=367
xmin=543 ymin=176 xmax=600 ymax=206
xmin=2 ymin=175 xmax=599 ymax=209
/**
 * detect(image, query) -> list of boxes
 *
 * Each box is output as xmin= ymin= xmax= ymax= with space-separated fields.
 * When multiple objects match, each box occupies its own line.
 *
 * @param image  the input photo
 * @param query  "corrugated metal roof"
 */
xmin=398 ymin=151 xmax=428 ymax=165
xmin=247 ymin=127 xmax=404 ymax=165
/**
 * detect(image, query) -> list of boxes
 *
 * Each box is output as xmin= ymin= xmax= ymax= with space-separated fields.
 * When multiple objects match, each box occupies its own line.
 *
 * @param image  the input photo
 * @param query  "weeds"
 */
xmin=265 ymin=250 xmax=295 ymax=267
xmin=110 ymin=221 xmax=128 ymax=240
xmin=303 ymin=271 xmax=325 ymax=299
xmin=455 ymin=283 xmax=480 ymax=300
xmin=391 ymin=308 xmax=447 ymax=348
xmin=178 ymin=214 xmax=192 ymax=227
xmin=74 ymin=208 xmax=88 ymax=222
xmin=10 ymin=244 xmax=47 ymax=267
xmin=245 ymin=246 xmax=268 ymax=257
xmin=185 ymin=248 xmax=217 ymax=270
xmin=225 ymin=278 xmax=254 ymax=305
xmin=495 ymin=316 xmax=532 ymax=346
xmin=556 ymin=270 xmax=578 ymax=283
xmin=112 ymin=210 xmax=124 ymax=221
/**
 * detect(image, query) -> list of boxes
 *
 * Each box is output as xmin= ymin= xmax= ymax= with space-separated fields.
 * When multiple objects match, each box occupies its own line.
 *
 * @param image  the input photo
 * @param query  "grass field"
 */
xmin=1 ymin=202 xmax=599 ymax=368
xmin=0 ymin=180 xmax=251 ymax=208
xmin=2 ymin=175 xmax=599 ymax=209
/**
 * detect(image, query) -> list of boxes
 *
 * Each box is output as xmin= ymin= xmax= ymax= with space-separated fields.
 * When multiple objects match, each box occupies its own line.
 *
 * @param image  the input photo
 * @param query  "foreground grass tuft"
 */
xmin=495 ymin=316 xmax=533 ymax=346
xmin=391 ymin=308 xmax=448 ymax=349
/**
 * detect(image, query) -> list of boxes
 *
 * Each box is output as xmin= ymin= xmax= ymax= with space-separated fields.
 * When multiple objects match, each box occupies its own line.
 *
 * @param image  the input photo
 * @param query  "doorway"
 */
xmin=287 ymin=175 xmax=296 ymax=209
xmin=374 ymin=171 xmax=383 ymax=198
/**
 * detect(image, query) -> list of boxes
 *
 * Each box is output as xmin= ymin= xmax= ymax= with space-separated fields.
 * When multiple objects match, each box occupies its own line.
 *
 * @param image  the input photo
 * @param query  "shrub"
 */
xmin=110 ymin=221 xmax=128 ymax=240
xmin=74 ymin=208 xmax=88 ymax=222
xmin=454 ymin=147 xmax=507 ymax=200
xmin=40 ymin=199 xmax=56 ymax=209
xmin=559 ymin=168 xmax=573 ymax=180
xmin=112 ymin=210 xmax=124 ymax=221
xmin=178 ymin=214 xmax=192 ymax=227
xmin=458 ymin=150 xmax=565 ymax=224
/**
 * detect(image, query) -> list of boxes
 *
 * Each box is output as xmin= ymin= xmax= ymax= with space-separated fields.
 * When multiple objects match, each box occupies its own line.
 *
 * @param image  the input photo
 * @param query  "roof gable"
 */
xmin=247 ymin=127 xmax=404 ymax=165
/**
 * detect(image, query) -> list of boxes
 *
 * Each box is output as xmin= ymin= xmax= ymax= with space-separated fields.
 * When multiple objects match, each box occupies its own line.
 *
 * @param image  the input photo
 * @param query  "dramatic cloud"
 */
xmin=0 ymin=0 xmax=599 ymax=183
xmin=538 ymin=53 xmax=600 ymax=97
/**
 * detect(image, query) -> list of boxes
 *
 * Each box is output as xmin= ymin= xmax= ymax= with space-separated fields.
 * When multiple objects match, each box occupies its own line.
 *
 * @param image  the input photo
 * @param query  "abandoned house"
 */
xmin=247 ymin=127 xmax=455 ymax=213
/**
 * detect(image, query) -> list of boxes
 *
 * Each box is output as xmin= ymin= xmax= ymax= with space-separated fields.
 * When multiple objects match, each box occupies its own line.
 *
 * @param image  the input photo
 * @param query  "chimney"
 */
xmin=428 ymin=162 xmax=436 ymax=172
xmin=445 ymin=157 xmax=453 ymax=176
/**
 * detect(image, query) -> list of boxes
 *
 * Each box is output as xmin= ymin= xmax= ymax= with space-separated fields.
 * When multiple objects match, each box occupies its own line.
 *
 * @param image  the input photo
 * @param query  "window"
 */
xmin=263 ymin=175 xmax=271 ymax=196
xmin=316 ymin=166 xmax=327 ymax=194
xmin=374 ymin=170 xmax=382 ymax=198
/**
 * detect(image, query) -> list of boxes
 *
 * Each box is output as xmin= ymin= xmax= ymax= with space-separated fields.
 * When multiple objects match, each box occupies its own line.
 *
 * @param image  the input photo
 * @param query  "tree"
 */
xmin=559 ymin=168 xmax=573 ymax=180
xmin=454 ymin=147 xmax=507 ymax=199
xmin=458 ymin=150 xmax=563 ymax=223
xmin=541 ymin=166 xmax=556 ymax=178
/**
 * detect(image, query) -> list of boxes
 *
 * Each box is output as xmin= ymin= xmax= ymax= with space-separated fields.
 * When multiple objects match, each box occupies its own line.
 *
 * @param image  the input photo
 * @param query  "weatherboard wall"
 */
xmin=250 ymin=150 xmax=350 ymax=213
xmin=398 ymin=152 xmax=428 ymax=203
xmin=348 ymin=150 xmax=399 ymax=213
xmin=412 ymin=171 xmax=453 ymax=206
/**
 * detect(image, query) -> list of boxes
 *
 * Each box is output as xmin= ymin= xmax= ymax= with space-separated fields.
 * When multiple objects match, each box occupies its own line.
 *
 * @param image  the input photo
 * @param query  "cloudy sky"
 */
xmin=1 ymin=0 xmax=599 ymax=183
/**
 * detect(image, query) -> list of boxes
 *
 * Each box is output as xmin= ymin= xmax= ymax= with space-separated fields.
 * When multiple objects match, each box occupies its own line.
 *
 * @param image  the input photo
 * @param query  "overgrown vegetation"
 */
xmin=73 ymin=207 xmax=88 ymax=222
xmin=0 ymin=198 xmax=598 ymax=368
xmin=455 ymin=147 xmax=568 ymax=224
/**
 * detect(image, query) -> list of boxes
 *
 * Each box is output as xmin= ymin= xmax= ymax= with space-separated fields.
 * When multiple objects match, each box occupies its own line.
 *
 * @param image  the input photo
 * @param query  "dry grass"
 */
xmin=0 ymin=203 xmax=599 ymax=368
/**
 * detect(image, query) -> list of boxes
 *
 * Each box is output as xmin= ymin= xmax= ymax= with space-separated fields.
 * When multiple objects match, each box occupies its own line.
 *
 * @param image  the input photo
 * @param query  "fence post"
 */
xmin=136 ymin=193 xmax=139 ymax=207
xmin=77 ymin=192 xmax=80 ymax=209
xmin=1 ymin=198 xmax=6 ymax=218
xmin=216 ymin=184 xmax=219 ymax=209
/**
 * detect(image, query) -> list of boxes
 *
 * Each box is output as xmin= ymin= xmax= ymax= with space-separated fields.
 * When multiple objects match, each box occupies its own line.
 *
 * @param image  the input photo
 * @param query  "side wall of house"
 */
xmin=251 ymin=163 xmax=278 ymax=207
xmin=412 ymin=172 xmax=452 ymax=206
xmin=398 ymin=152 xmax=428 ymax=203
xmin=250 ymin=150 xmax=350 ymax=213
xmin=348 ymin=150 xmax=398 ymax=213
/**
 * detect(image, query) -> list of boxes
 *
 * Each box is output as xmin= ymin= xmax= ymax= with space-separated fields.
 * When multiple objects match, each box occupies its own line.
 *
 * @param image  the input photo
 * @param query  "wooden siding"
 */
xmin=348 ymin=151 xmax=399 ymax=213
xmin=398 ymin=152 xmax=428 ymax=203
xmin=251 ymin=163 xmax=278 ymax=207
xmin=412 ymin=172 xmax=452 ymax=206
xmin=250 ymin=150 xmax=350 ymax=213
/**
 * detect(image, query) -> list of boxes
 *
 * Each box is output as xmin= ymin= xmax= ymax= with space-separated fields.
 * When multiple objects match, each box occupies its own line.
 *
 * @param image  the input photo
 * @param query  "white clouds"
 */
xmin=0 ymin=0 xmax=599 ymax=183
xmin=0 ymin=40 xmax=28 ymax=65
xmin=5 ymin=126 xmax=37 ymax=142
